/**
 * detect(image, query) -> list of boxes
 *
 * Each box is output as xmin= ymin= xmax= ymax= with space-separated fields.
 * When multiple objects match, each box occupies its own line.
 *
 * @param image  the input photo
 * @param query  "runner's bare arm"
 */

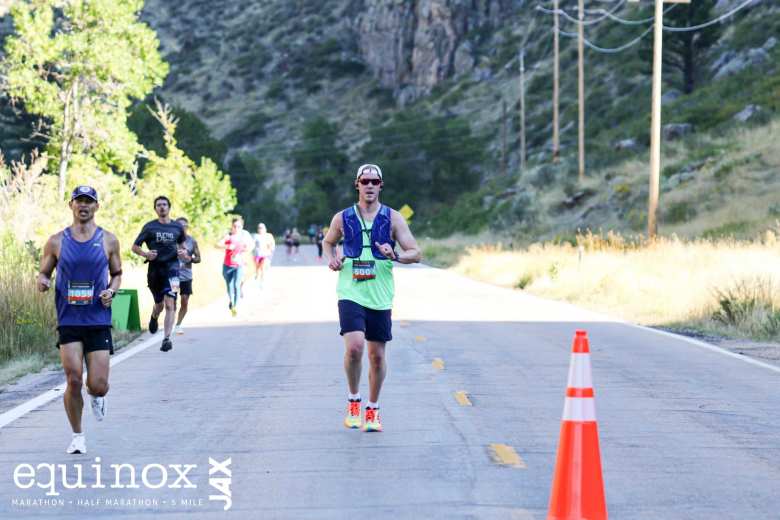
xmin=37 ymin=233 xmax=61 ymax=292
xmin=390 ymin=211 xmax=421 ymax=264
xmin=191 ymin=240 xmax=201 ymax=263
xmin=100 ymin=232 xmax=122 ymax=307
xmin=131 ymin=224 xmax=156 ymax=260
xmin=323 ymin=212 xmax=344 ymax=271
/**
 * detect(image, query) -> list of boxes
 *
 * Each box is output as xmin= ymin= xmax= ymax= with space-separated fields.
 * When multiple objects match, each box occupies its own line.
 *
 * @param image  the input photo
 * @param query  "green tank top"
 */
xmin=337 ymin=214 xmax=394 ymax=310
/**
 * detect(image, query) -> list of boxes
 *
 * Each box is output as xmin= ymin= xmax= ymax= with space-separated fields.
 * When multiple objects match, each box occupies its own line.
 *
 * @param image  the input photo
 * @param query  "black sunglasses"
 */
xmin=359 ymin=178 xmax=382 ymax=186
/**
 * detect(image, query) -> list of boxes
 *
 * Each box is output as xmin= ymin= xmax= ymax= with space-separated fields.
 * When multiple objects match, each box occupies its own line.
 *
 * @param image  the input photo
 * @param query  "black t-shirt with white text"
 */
xmin=134 ymin=219 xmax=185 ymax=270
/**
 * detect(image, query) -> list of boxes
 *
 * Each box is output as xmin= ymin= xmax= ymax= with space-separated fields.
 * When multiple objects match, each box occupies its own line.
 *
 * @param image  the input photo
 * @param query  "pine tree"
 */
xmin=663 ymin=0 xmax=722 ymax=94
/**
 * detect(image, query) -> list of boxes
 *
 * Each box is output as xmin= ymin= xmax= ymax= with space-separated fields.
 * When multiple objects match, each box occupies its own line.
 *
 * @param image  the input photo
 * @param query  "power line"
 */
xmin=559 ymin=25 xmax=654 ymax=54
xmin=593 ymin=4 xmax=676 ymax=26
xmin=536 ymin=1 xmax=626 ymax=26
xmin=663 ymin=0 xmax=759 ymax=32
xmin=542 ymin=0 xmax=759 ymax=33
xmin=537 ymin=3 xmax=676 ymax=27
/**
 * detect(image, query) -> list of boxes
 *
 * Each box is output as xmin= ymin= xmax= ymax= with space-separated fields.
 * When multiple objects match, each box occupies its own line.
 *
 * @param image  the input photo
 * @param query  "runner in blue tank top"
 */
xmin=37 ymin=186 xmax=123 ymax=454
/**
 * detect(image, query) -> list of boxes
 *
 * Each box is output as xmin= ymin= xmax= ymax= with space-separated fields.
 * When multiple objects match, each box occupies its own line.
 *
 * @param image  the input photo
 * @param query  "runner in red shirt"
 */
xmin=216 ymin=217 xmax=251 ymax=317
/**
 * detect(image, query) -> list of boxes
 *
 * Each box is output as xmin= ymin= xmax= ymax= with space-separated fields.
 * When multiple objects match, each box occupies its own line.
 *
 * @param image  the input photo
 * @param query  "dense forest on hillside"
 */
xmin=1 ymin=0 xmax=778 ymax=239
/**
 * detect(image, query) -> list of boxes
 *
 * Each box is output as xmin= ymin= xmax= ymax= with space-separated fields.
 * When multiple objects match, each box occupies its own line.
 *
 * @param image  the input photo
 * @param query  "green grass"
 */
xmin=702 ymin=221 xmax=753 ymax=240
xmin=420 ymin=243 xmax=463 ymax=268
xmin=677 ymin=277 xmax=780 ymax=342
xmin=0 ymin=234 xmax=57 ymax=367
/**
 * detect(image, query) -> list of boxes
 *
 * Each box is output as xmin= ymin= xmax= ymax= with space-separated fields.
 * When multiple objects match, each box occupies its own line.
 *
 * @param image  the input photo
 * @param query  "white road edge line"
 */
xmin=628 ymin=323 xmax=780 ymax=375
xmin=0 ymin=333 xmax=161 ymax=430
xmin=428 ymin=264 xmax=780 ymax=376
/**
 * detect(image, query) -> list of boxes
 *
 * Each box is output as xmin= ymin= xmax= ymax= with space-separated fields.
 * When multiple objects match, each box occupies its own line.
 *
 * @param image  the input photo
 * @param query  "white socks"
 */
xmin=348 ymin=393 xmax=378 ymax=409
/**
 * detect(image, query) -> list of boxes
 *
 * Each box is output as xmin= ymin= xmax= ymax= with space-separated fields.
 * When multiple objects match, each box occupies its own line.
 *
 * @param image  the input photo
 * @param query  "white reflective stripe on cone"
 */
xmin=566 ymin=353 xmax=594 ymax=388
xmin=562 ymin=397 xmax=597 ymax=421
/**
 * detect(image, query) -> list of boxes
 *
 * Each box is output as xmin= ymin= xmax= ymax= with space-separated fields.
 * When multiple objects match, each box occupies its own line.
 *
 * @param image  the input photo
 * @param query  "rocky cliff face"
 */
xmin=355 ymin=0 xmax=512 ymax=100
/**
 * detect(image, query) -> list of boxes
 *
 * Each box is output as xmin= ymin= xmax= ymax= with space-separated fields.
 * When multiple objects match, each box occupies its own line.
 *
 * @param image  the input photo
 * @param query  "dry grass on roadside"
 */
xmin=453 ymin=231 xmax=780 ymax=340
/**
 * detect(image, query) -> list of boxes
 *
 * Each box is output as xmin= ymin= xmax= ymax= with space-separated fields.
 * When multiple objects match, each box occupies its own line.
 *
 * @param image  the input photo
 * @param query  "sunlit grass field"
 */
xmin=436 ymin=231 xmax=780 ymax=341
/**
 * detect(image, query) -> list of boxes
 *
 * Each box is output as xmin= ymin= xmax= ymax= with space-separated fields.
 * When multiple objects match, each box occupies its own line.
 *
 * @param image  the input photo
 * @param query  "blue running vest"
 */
xmin=342 ymin=204 xmax=395 ymax=260
xmin=55 ymin=227 xmax=112 ymax=326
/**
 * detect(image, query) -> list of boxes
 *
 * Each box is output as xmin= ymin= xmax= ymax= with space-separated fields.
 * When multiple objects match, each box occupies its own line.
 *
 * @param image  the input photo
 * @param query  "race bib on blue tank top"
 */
xmin=67 ymin=281 xmax=94 ymax=305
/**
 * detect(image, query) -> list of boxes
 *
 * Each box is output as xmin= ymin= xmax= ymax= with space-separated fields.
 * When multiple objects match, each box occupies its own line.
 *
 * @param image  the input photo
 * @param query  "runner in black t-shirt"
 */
xmin=131 ymin=196 xmax=185 ymax=352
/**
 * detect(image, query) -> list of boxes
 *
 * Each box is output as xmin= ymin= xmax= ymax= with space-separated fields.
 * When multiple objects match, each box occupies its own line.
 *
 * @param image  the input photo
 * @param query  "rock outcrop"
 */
xmin=355 ymin=0 xmax=512 ymax=97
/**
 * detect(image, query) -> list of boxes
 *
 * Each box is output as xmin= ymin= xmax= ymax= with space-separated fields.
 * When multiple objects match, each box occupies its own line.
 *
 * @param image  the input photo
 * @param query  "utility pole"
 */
xmin=633 ymin=0 xmax=690 ymax=238
xmin=647 ymin=0 xmax=663 ymax=238
xmin=552 ymin=0 xmax=560 ymax=163
xmin=501 ymin=98 xmax=508 ymax=176
xmin=519 ymin=47 xmax=527 ymax=173
xmin=577 ymin=0 xmax=585 ymax=182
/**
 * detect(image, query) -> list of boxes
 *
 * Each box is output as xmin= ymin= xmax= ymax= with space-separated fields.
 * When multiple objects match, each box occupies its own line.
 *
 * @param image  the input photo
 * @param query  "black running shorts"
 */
xmin=147 ymin=263 xmax=179 ymax=303
xmin=57 ymin=326 xmax=114 ymax=354
xmin=180 ymin=280 xmax=193 ymax=296
xmin=338 ymin=299 xmax=392 ymax=343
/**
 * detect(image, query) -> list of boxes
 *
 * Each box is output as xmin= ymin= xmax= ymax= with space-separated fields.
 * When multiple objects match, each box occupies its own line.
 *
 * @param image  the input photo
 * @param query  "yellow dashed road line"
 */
xmin=454 ymin=390 xmax=472 ymax=406
xmin=488 ymin=444 xmax=527 ymax=469
xmin=415 ymin=335 xmax=427 ymax=342
xmin=431 ymin=358 xmax=445 ymax=370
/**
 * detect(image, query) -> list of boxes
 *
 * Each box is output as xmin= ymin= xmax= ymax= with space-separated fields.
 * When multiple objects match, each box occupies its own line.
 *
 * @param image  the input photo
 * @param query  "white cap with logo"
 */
xmin=356 ymin=164 xmax=382 ymax=180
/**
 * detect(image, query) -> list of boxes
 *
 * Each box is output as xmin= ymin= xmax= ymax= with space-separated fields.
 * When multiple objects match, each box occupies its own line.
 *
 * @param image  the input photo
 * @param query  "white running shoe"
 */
xmin=175 ymin=325 xmax=184 ymax=335
xmin=91 ymin=395 xmax=106 ymax=422
xmin=66 ymin=434 xmax=86 ymax=454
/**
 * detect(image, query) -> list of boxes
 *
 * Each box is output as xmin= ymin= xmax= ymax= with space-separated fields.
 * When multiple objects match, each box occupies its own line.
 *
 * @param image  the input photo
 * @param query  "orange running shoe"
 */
xmin=363 ymin=407 xmax=382 ymax=432
xmin=344 ymin=399 xmax=362 ymax=429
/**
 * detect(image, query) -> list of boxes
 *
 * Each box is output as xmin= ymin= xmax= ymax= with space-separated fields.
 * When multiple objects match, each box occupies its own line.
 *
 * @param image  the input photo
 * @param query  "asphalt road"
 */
xmin=1 ymin=245 xmax=778 ymax=519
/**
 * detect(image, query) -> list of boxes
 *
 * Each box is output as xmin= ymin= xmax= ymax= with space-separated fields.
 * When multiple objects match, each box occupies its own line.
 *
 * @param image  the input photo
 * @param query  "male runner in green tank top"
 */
xmin=323 ymin=164 xmax=421 ymax=432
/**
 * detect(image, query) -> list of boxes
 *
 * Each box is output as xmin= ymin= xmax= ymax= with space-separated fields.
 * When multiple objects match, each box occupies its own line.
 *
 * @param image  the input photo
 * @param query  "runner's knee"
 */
xmin=345 ymin=342 xmax=363 ymax=361
xmin=368 ymin=349 xmax=385 ymax=367
xmin=65 ymin=371 xmax=83 ymax=393
xmin=88 ymin=378 xmax=109 ymax=397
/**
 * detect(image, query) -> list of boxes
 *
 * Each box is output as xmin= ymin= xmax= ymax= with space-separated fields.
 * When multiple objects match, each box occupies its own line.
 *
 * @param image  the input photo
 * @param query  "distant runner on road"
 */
xmin=217 ymin=217 xmax=251 ymax=317
xmin=291 ymin=227 xmax=301 ymax=258
xmin=315 ymin=225 xmax=325 ymax=261
xmin=175 ymin=217 xmax=200 ymax=335
xmin=252 ymin=222 xmax=275 ymax=282
xmin=323 ymin=163 xmax=421 ymax=432
xmin=37 ymin=186 xmax=122 ymax=454
xmin=131 ymin=196 xmax=186 ymax=352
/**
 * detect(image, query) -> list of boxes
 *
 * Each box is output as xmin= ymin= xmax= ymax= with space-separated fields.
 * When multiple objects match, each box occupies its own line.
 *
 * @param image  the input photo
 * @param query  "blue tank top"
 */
xmin=55 ymin=227 xmax=112 ymax=327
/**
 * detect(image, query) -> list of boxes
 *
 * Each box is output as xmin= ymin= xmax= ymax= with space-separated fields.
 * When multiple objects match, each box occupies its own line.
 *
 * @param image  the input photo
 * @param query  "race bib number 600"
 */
xmin=352 ymin=260 xmax=376 ymax=281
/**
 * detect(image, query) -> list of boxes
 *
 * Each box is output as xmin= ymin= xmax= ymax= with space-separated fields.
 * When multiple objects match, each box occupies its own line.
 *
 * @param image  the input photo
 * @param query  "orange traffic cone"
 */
xmin=547 ymin=330 xmax=607 ymax=520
